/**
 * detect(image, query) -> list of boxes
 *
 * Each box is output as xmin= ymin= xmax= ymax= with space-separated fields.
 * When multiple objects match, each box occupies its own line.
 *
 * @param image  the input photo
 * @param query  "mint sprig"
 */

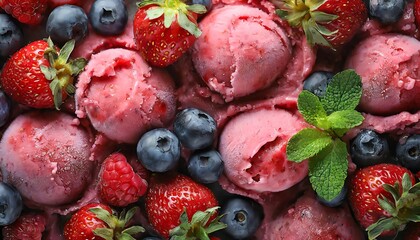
xmin=286 ymin=69 xmax=364 ymax=201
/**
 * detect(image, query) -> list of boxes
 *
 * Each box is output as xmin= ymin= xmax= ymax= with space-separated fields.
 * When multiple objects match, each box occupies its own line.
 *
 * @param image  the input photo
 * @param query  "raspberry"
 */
xmin=98 ymin=152 xmax=148 ymax=207
xmin=2 ymin=213 xmax=46 ymax=240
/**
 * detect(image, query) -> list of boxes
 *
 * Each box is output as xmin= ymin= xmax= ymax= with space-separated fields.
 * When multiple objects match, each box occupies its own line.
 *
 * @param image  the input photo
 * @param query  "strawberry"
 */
xmin=98 ymin=152 xmax=148 ymax=207
xmin=348 ymin=164 xmax=420 ymax=239
xmin=2 ymin=213 xmax=46 ymax=240
xmin=275 ymin=0 xmax=367 ymax=48
xmin=145 ymin=173 xmax=225 ymax=238
xmin=64 ymin=203 xmax=144 ymax=240
xmin=414 ymin=0 xmax=420 ymax=28
xmin=0 ymin=38 xmax=86 ymax=109
xmin=0 ymin=0 xmax=48 ymax=25
xmin=133 ymin=0 xmax=206 ymax=67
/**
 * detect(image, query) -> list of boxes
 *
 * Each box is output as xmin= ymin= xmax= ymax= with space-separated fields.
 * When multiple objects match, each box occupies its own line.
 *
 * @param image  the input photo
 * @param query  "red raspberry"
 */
xmin=2 ymin=213 xmax=46 ymax=240
xmin=98 ymin=152 xmax=148 ymax=207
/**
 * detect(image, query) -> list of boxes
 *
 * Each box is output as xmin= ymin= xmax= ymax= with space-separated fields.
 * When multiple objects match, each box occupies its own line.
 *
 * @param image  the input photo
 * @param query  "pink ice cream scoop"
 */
xmin=219 ymin=108 xmax=308 ymax=192
xmin=75 ymin=48 xmax=176 ymax=144
xmin=192 ymin=4 xmax=292 ymax=102
xmin=257 ymin=190 xmax=364 ymax=240
xmin=345 ymin=34 xmax=420 ymax=115
xmin=0 ymin=111 xmax=95 ymax=208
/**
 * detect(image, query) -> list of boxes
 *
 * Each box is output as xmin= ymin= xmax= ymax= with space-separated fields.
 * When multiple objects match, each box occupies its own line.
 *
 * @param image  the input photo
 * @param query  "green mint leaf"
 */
xmin=327 ymin=110 xmax=364 ymax=131
xmin=320 ymin=69 xmax=362 ymax=114
xmin=297 ymin=90 xmax=327 ymax=128
xmin=309 ymin=139 xmax=348 ymax=201
xmin=286 ymin=128 xmax=333 ymax=162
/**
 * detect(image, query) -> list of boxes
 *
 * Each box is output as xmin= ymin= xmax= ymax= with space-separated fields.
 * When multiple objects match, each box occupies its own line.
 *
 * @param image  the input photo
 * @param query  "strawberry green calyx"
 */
xmin=40 ymin=37 xmax=87 ymax=110
xmin=137 ymin=0 xmax=206 ymax=37
xmin=367 ymin=173 xmax=420 ymax=240
xmin=91 ymin=206 xmax=145 ymax=240
xmin=169 ymin=207 xmax=227 ymax=240
xmin=275 ymin=0 xmax=338 ymax=48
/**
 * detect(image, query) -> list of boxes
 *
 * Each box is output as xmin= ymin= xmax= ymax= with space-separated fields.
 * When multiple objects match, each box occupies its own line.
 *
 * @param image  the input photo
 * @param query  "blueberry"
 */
xmin=0 ymin=90 xmax=11 ymax=128
xmin=396 ymin=134 xmax=420 ymax=173
xmin=0 ymin=182 xmax=23 ymax=226
xmin=221 ymin=198 xmax=264 ymax=239
xmin=173 ymin=108 xmax=217 ymax=150
xmin=350 ymin=129 xmax=391 ymax=168
xmin=302 ymin=71 xmax=334 ymax=97
xmin=188 ymin=149 xmax=224 ymax=184
xmin=0 ymin=14 xmax=23 ymax=58
xmin=369 ymin=0 xmax=405 ymax=24
xmin=89 ymin=0 xmax=128 ymax=36
xmin=137 ymin=128 xmax=181 ymax=173
xmin=46 ymin=5 xmax=88 ymax=44
xmin=317 ymin=185 xmax=347 ymax=207
xmin=186 ymin=0 xmax=213 ymax=10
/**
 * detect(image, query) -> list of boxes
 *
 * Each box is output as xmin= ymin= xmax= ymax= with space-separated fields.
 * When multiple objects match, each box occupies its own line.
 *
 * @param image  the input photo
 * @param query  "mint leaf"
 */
xmin=298 ymin=90 xmax=327 ymax=127
xmin=320 ymin=69 xmax=362 ymax=114
xmin=309 ymin=139 xmax=348 ymax=201
xmin=286 ymin=128 xmax=333 ymax=162
xmin=327 ymin=110 xmax=364 ymax=130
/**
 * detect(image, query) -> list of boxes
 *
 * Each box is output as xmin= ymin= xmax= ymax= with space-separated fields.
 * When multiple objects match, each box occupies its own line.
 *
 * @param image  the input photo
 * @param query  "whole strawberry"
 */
xmin=348 ymin=164 xmax=419 ymax=239
xmin=0 ymin=0 xmax=48 ymax=25
xmin=275 ymin=0 xmax=367 ymax=48
xmin=2 ymin=213 xmax=46 ymax=240
xmin=98 ymin=152 xmax=148 ymax=207
xmin=133 ymin=0 xmax=206 ymax=67
xmin=64 ymin=203 xmax=144 ymax=240
xmin=0 ymin=38 xmax=86 ymax=109
xmin=145 ymin=173 xmax=222 ymax=238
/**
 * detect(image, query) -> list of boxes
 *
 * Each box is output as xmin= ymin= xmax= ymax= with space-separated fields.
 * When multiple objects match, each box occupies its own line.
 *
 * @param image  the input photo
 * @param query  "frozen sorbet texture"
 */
xmin=0 ymin=111 xmax=94 ymax=207
xmin=75 ymin=48 xmax=176 ymax=143
xmin=346 ymin=34 xmax=420 ymax=115
xmin=192 ymin=5 xmax=292 ymax=102
xmin=219 ymin=108 xmax=308 ymax=192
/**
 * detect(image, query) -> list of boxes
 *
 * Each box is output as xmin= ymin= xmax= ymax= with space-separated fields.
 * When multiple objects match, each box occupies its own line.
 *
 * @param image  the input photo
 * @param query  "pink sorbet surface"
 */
xmin=345 ymin=33 xmax=420 ymax=115
xmin=0 ymin=111 xmax=95 ymax=208
xmin=219 ymin=108 xmax=308 ymax=192
xmin=192 ymin=4 xmax=292 ymax=102
xmin=257 ymin=190 xmax=365 ymax=240
xmin=75 ymin=48 xmax=176 ymax=144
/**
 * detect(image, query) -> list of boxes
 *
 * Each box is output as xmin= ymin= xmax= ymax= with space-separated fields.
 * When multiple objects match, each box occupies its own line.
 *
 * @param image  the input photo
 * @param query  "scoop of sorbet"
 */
xmin=192 ymin=5 xmax=292 ymax=102
xmin=345 ymin=34 xmax=420 ymax=115
xmin=75 ymin=48 xmax=176 ymax=144
xmin=219 ymin=108 xmax=308 ymax=192
xmin=0 ymin=111 xmax=95 ymax=208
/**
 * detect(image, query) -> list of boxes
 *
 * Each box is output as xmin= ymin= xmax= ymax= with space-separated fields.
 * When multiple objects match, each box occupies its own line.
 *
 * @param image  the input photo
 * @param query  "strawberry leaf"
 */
xmin=90 ymin=207 xmax=115 ymax=229
xmin=70 ymin=58 xmax=87 ymax=75
xmin=119 ymin=233 xmax=136 ymax=240
xmin=121 ymin=226 xmax=145 ymax=235
xmin=367 ymin=218 xmax=400 ymax=240
xmin=40 ymin=65 xmax=57 ymax=81
xmin=93 ymin=228 xmax=114 ymax=240
xmin=164 ymin=9 xmax=176 ymax=28
xmin=311 ymin=11 xmax=338 ymax=23
xmin=378 ymin=196 xmax=397 ymax=216
xmin=49 ymin=79 xmax=62 ymax=110
xmin=58 ymin=39 xmax=75 ymax=63
xmin=177 ymin=11 xmax=201 ymax=37
xmin=383 ymin=184 xmax=400 ymax=202
xmin=186 ymin=4 xmax=207 ymax=14
xmin=147 ymin=7 xmax=165 ymax=20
